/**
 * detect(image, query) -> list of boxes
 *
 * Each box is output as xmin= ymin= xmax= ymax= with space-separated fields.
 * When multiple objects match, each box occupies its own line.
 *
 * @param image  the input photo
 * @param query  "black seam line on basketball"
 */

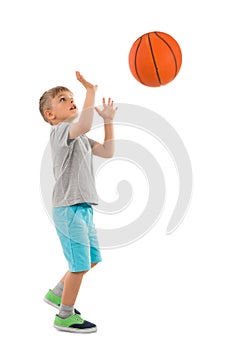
xmin=134 ymin=36 xmax=144 ymax=84
xmin=154 ymin=32 xmax=178 ymax=77
xmin=147 ymin=33 xmax=161 ymax=86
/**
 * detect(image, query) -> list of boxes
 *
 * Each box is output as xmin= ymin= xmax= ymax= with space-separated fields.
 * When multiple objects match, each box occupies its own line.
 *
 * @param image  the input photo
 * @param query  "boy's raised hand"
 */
xmin=75 ymin=71 xmax=97 ymax=92
xmin=95 ymin=97 xmax=118 ymax=121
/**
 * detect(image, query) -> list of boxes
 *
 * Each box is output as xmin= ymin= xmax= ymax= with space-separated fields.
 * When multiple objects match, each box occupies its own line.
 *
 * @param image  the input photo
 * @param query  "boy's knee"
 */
xmin=70 ymin=270 xmax=88 ymax=275
xmin=91 ymin=262 xmax=98 ymax=268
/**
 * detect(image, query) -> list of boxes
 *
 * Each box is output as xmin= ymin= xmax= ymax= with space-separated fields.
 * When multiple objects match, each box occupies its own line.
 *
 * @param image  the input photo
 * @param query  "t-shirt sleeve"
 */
xmin=50 ymin=122 xmax=74 ymax=148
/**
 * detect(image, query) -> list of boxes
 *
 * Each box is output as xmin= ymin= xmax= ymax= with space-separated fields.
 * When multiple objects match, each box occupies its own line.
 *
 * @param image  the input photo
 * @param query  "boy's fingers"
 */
xmin=76 ymin=71 xmax=86 ymax=82
xmin=95 ymin=106 xmax=101 ymax=114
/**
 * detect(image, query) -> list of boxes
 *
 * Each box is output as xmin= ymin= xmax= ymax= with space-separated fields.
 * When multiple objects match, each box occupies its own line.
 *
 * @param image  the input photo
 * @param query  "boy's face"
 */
xmin=46 ymin=90 xmax=78 ymax=124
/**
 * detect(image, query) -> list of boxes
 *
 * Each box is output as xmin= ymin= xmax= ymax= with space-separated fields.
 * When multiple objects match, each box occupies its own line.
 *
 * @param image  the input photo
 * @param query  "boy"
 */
xmin=39 ymin=71 xmax=117 ymax=333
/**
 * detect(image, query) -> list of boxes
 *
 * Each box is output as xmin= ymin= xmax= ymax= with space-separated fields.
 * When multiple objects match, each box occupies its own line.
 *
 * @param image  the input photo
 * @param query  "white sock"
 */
xmin=59 ymin=304 xmax=74 ymax=319
xmin=52 ymin=281 xmax=64 ymax=297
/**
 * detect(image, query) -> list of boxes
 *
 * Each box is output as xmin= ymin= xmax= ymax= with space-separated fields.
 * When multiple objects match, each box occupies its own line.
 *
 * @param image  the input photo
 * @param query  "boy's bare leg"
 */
xmin=62 ymin=271 xmax=85 ymax=306
xmin=45 ymin=263 xmax=99 ymax=317
xmin=60 ymin=271 xmax=69 ymax=284
xmin=60 ymin=263 xmax=98 ymax=306
xmin=60 ymin=262 xmax=98 ymax=284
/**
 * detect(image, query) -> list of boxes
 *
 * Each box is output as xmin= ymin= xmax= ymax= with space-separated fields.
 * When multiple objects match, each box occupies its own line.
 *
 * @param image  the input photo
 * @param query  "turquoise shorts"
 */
xmin=52 ymin=203 xmax=102 ymax=272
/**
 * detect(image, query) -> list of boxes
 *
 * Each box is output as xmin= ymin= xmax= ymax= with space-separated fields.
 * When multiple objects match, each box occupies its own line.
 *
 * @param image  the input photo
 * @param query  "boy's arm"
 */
xmin=92 ymin=98 xmax=117 ymax=158
xmin=69 ymin=72 xmax=97 ymax=139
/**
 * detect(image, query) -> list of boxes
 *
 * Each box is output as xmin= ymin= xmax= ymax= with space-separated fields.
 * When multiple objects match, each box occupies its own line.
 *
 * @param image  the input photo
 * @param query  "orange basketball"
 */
xmin=128 ymin=31 xmax=182 ymax=87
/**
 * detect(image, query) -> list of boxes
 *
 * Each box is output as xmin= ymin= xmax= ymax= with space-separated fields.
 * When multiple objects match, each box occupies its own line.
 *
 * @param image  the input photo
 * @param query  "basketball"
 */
xmin=128 ymin=31 xmax=182 ymax=87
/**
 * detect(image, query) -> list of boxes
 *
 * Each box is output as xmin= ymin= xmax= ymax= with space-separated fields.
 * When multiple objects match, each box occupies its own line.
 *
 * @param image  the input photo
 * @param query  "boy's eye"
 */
xmin=60 ymin=97 xmax=66 ymax=102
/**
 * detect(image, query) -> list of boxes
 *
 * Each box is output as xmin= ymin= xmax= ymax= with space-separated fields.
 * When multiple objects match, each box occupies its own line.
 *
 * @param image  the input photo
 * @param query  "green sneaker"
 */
xmin=44 ymin=289 xmax=81 ymax=315
xmin=54 ymin=313 xmax=97 ymax=333
xmin=44 ymin=290 xmax=61 ymax=309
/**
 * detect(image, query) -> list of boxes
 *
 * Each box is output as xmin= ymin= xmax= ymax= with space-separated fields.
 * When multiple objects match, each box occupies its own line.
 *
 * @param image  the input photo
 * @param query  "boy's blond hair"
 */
xmin=39 ymin=86 xmax=71 ymax=124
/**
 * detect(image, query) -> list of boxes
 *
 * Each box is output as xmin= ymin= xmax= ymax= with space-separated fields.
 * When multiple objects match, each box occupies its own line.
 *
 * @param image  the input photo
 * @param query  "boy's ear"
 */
xmin=44 ymin=110 xmax=55 ymax=121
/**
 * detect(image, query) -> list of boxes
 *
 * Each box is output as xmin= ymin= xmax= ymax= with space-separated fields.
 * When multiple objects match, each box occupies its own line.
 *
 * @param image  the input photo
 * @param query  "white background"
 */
xmin=1 ymin=0 xmax=234 ymax=349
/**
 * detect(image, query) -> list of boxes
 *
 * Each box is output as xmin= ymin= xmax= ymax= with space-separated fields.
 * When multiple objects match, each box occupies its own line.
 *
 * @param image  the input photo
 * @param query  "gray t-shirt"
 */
xmin=50 ymin=122 xmax=98 ymax=207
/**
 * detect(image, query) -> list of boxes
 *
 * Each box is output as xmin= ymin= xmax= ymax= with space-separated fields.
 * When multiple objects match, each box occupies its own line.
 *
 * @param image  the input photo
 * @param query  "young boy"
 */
xmin=39 ymin=71 xmax=117 ymax=333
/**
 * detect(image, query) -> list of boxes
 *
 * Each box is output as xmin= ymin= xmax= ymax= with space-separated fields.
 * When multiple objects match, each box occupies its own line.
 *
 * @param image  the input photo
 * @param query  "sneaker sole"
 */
xmin=54 ymin=324 xmax=97 ymax=333
xmin=43 ymin=297 xmax=60 ymax=310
